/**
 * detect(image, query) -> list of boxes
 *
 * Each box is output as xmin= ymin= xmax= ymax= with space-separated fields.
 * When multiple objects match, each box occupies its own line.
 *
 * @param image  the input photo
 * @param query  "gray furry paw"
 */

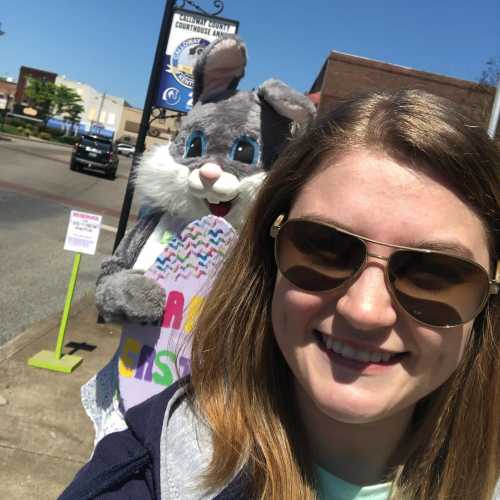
xmin=96 ymin=270 xmax=165 ymax=324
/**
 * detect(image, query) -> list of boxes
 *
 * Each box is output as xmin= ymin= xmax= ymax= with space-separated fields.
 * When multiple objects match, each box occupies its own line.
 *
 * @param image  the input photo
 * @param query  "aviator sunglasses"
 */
xmin=270 ymin=215 xmax=499 ymax=328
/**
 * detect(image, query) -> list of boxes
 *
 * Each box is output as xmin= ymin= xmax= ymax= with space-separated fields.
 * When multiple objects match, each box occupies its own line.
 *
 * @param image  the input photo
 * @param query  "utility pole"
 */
xmin=487 ymin=80 xmax=500 ymax=140
xmin=90 ymin=91 xmax=106 ymax=135
xmin=96 ymin=91 xmax=106 ymax=126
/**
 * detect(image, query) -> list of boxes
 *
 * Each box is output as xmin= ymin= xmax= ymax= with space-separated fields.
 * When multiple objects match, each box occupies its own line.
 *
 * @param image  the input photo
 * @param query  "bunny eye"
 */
xmin=229 ymin=136 xmax=259 ymax=165
xmin=185 ymin=131 xmax=206 ymax=158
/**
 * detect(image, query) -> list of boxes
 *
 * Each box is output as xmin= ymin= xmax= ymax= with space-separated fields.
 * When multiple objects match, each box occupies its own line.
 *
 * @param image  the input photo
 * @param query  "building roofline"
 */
xmin=309 ymin=59 xmax=328 ymax=94
xmin=320 ymin=50 xmax=493 ymax=95
xmin=19 ymin=65 xmax=58 ymax=79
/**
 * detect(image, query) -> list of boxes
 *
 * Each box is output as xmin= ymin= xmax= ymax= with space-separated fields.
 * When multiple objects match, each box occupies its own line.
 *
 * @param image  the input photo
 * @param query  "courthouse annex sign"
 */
xmin=155 ymin=8 xmax=239 ymax=113
xmin=175 ymin=13 xmax=234 ymax=37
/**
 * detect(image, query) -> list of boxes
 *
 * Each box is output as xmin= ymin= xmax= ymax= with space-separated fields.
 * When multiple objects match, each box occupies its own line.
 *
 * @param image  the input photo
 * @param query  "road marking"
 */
xmin=0 ymin=179 xmax=138 ymax=222
xmin=0 ymin=142 xmax=70 ymax=165
xmin=101 ymin=224 xmax=117 ymax=233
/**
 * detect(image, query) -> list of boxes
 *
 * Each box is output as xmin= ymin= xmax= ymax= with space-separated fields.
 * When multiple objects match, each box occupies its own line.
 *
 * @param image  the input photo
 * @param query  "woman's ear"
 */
xmin=192 ymin=35 xmax=247 ymax=105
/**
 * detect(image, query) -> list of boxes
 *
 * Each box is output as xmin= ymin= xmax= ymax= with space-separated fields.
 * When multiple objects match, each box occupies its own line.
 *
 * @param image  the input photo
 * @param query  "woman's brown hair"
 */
xmin=189 ymin=89 xmax=500 ymax=499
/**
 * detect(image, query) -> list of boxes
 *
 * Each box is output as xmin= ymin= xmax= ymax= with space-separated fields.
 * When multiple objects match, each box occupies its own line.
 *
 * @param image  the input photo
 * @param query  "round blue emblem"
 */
xmin=171 ymin=37 xmax=210 ymax=88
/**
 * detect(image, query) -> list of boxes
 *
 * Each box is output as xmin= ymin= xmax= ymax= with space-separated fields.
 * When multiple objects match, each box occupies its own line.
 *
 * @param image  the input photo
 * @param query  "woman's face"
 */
xmin=271 ymin=149 xmax=491 ymax=425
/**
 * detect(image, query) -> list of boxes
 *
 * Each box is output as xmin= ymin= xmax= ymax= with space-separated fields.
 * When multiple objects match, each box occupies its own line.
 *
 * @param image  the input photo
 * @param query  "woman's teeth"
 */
xmin=321 ymin=333 xmax=394 ymax=363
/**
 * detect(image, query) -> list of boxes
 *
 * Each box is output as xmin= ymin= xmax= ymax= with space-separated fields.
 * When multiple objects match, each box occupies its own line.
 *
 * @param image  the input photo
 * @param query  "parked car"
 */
xmin=116 ymin=142 xmax=136 ymax=157
xmin=70 ymin=134 xmax=119 ymax=180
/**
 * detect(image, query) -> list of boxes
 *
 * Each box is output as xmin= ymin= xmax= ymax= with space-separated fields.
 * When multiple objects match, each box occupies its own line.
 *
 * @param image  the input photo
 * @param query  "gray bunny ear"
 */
xmin=192 ymin=35 xmax=247 ymax=104
xmin=258 ymin=79 xmax=316 ymax=123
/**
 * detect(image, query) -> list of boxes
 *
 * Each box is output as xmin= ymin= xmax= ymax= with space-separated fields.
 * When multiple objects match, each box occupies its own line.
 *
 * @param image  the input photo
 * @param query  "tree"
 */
xmin=54 ymin=85 xmax=84 ymax=128
xmin=65 ymin=102 xmax=84 ymax=125
xmin=24 ymin=77 xmax=57 ymax=120
xmin=24 ymin=78 xmax=84 ymax=127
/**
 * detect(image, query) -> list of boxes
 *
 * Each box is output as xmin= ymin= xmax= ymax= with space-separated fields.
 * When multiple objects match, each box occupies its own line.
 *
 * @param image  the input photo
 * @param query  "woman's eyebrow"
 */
xmin=296 ymin=214 xmax=476 ymax=260
xmin=301 ymin=214 xmax=353 ymax=233
xmin=407 ymin=240 xmax=475 ymax=260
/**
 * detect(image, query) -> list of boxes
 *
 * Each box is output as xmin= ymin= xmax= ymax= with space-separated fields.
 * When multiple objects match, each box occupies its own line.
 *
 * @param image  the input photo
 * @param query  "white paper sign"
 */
xmin=63 ymin=210 xmax=102 ymax=255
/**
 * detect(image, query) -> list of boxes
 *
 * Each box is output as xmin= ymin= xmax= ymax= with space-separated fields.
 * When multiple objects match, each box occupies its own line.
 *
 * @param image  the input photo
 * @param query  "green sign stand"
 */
xmin=28 ymin=253 xmax=83 ymax=373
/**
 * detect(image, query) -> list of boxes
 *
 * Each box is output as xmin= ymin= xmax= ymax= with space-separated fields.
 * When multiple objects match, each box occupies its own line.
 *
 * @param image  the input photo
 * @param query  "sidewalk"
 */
xmin=0 ymin=294 xmax=121 ymax=499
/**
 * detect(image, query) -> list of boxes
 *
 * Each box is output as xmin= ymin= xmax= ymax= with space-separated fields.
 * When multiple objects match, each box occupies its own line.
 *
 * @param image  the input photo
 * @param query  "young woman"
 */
xmin=60 ymin=89 xmax=499 ymax=500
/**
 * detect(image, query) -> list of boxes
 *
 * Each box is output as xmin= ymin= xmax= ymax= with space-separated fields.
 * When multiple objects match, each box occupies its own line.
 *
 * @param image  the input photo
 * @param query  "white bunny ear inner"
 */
xmin=193 ymin=36 xmax=247 ymax=103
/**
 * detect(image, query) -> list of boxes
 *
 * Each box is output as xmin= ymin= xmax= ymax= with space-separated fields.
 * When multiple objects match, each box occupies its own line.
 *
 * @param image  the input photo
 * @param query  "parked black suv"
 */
xmin=70 ymin=134 xmax=119 ymax=180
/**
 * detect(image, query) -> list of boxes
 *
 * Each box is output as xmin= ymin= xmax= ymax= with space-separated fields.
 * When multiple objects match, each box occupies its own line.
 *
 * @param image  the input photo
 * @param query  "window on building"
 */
xmin=125 ymin=121 xmax=140 ymax=133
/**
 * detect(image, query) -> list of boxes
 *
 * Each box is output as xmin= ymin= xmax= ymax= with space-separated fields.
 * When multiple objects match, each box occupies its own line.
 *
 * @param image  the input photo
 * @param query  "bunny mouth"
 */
xmin=206 ymin=198 xmax=236 ymax=217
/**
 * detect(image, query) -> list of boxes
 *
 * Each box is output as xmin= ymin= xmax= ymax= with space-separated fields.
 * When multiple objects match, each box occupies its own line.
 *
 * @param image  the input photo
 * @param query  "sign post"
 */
xmin=112 ymin=0 xmax=177 ymax=254
xmin=112 ymin=0 xmax=238 ymax=252
xmin=28 ymin=211 xmax=102 ymax=373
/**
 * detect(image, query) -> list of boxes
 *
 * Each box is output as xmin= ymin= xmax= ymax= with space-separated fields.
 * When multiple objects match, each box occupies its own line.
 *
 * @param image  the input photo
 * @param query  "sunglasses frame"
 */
xmin=270 ymin=214 xmax=499 ymax=329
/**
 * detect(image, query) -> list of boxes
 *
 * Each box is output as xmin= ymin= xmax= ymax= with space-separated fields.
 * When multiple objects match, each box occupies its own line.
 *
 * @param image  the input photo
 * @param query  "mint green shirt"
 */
xmin=316 ymin=465 xmax=392 ymax=500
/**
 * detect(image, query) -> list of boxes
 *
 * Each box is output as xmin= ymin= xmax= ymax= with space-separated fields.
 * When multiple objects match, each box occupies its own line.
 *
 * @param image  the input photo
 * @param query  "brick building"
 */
xmin=15 ymin=66 xmax=58 ymax=104
xmin=310 ymin=51 xmax=496 ymax=137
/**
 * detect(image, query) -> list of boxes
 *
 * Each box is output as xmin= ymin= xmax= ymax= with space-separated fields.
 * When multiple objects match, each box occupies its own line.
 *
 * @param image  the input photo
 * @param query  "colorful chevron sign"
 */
xmin=118 ymin=215 xmax=237 ymax=411
xmin=147 ymin=215 xmax=235 ymax=283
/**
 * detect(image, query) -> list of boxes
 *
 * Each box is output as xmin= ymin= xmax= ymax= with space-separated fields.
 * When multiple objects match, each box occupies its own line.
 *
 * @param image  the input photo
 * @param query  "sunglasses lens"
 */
xmin=388 ymin=251 xmax=490 ymax=327
xmin=276 ymin=220 xmax=365 ymax=292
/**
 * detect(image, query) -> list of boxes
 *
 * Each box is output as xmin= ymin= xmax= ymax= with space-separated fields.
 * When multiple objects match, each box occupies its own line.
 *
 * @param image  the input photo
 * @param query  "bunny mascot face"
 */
xmin=135 ymin=35 xmax=315 ymax=232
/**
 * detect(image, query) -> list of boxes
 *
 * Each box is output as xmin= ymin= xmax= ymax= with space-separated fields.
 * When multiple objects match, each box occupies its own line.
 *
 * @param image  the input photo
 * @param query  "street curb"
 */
xmin=0 ymin=294 xmax=95 ymax=363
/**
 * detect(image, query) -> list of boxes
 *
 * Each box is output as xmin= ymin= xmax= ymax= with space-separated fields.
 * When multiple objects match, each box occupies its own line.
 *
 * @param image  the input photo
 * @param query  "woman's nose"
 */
xmin=335 ymin=264 xmax=397 ymax=331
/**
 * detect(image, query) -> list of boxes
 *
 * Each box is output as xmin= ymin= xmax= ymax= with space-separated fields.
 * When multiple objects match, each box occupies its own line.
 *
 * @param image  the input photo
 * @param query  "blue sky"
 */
xmin=1 ymin=1 xmax=499 ymax=108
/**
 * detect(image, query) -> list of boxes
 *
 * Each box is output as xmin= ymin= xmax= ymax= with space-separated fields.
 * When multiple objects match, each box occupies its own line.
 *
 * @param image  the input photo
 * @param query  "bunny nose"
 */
xmin=199 ymin=163 xmax=223 ymax=185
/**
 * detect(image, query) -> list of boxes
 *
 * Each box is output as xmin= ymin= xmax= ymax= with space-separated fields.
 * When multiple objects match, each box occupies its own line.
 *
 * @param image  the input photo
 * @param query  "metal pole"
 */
xmin=55 ymin=252 xmax=81 ymax=359
xmin=112 ymin=0 xmax=177 ymax=253
xmin=95 ymin=91 xmax=106 ymax=131
xmin=487 ymin=80 xmax=500 ymax=139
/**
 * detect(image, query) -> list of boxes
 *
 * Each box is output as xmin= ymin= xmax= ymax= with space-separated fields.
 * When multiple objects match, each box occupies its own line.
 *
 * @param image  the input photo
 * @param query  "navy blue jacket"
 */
xmin=59 ymin=379 xmax=250 ymax=499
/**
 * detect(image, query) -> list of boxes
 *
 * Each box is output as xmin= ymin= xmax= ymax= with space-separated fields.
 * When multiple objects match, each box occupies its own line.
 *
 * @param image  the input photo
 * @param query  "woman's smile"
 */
xmin=313 ymin=330 xmax=409 ymax=374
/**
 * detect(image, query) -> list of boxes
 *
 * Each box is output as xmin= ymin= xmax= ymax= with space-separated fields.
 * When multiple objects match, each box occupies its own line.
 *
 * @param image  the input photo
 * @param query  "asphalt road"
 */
xmin=0 ymin=134 xmax=141 ymax=347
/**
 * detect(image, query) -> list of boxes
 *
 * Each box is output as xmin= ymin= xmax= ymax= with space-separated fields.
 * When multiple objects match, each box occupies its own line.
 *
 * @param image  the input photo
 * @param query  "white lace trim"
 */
xmin=80 ymin=350 xmax=127 ymax=451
